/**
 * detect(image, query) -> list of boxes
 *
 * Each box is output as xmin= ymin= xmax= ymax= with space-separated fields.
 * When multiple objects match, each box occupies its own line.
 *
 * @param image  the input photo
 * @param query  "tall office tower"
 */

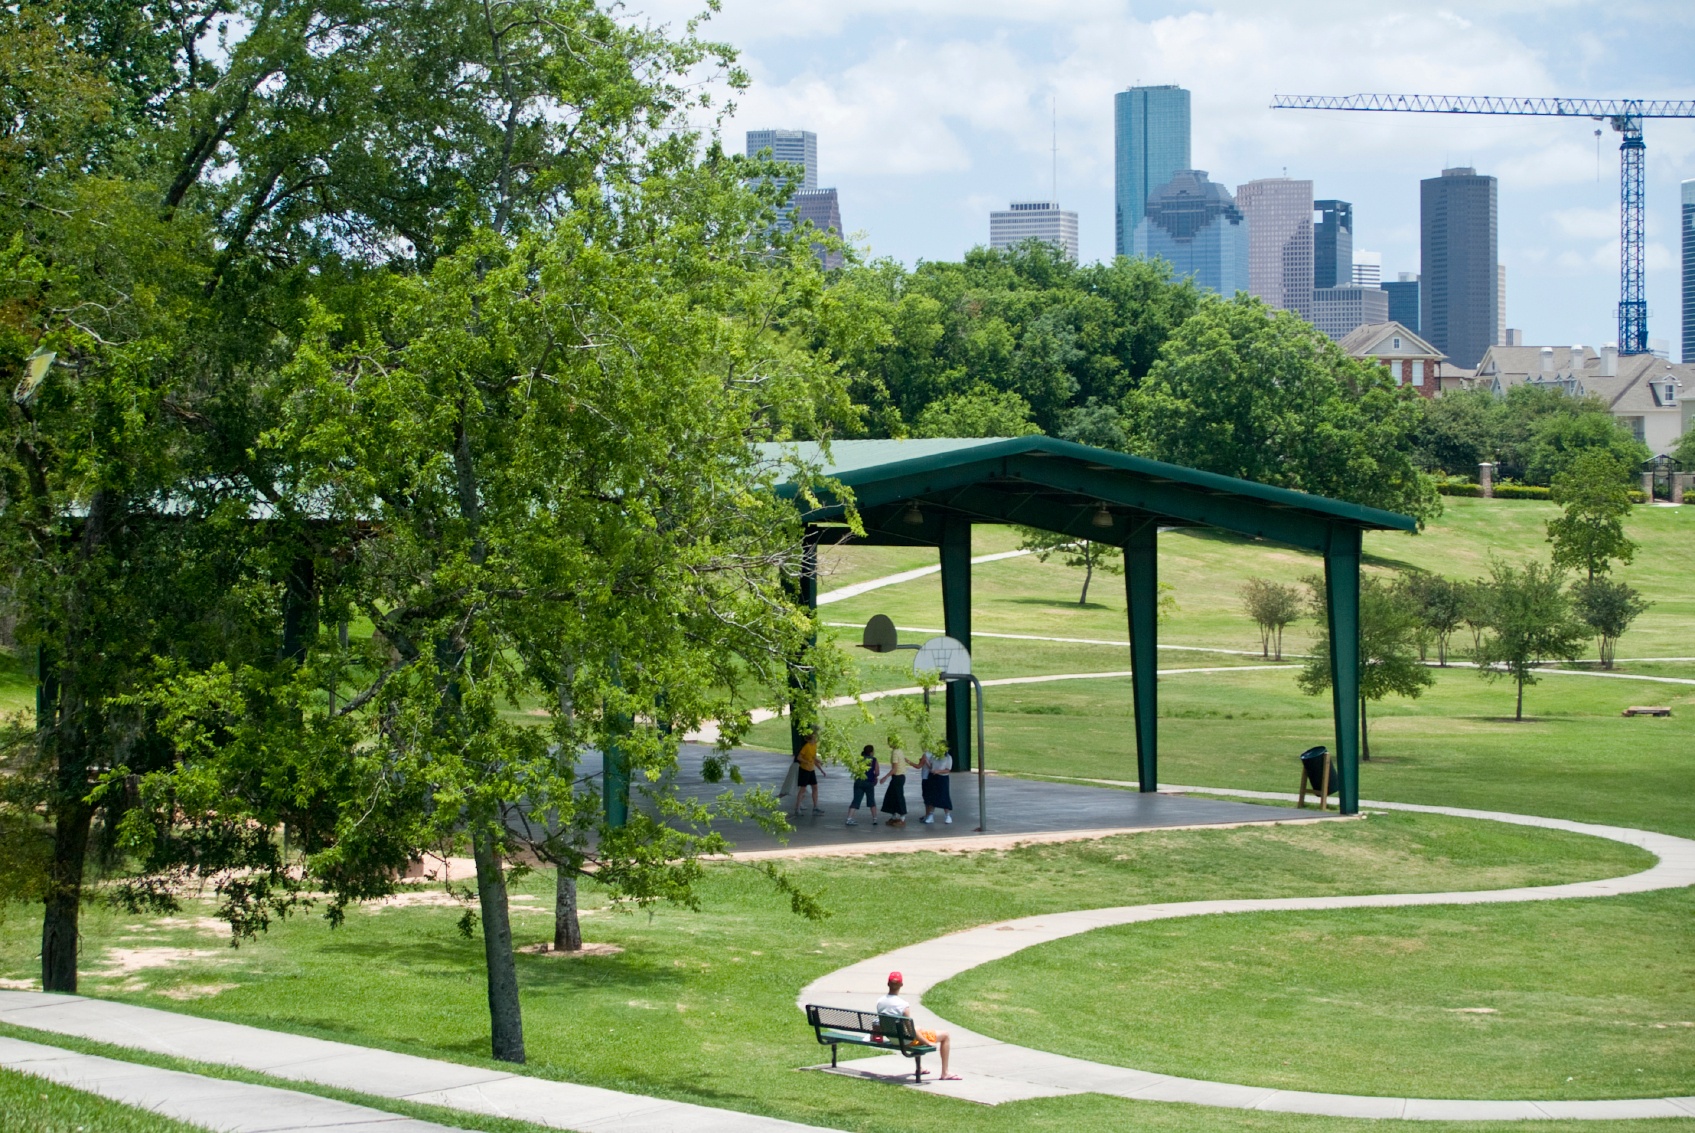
xmin=1497 ymin=264 xmax=1507 ymax=345
xmin=793 ymin=189 xmax=844 ymax=269
xmin=745 ymin=129 xmax=817 ymax=189
xmin=1132 ymin=171 xmax=1249 ymax=295
xmin=1237 ymin=177 xmax=1314 ymax=318
xmin=991 ymin=201 xmax=1080 ymax=263
xmin=1682 ymin=180 xmax=1693 ymax=362
xmin=1352 ymin=251 xmax=1381 ymax=286
xmin=1314 ymin=200 xmax=1353 ymax=288
xmin=1311 ymin=285 xmax=1390 ymax=341
xmin=1383 ymin=272 xmax=1420 ymax=333
xmin=1114 ymin=85 xmax=1191 ymax=257
xmin=1420 ymin=166 xmax=1498 ymax=369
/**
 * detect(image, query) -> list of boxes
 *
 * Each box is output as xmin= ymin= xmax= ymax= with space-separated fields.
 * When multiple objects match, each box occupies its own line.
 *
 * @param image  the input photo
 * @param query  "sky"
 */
xmin=644 ymin=0 xmax=1695 ymax=359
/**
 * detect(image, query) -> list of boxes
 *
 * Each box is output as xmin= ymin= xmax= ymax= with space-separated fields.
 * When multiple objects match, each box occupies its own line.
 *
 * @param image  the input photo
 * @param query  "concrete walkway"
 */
xmin=0 ymin=993 xmax=842 ymax=1133
xmin=0 ymin=1033 xmax=457 ymax=1131
xmin=798 ymin=795 xmax=1695 ymax=1120
xmin=815 ymin=549 xmax=1030 ymax=606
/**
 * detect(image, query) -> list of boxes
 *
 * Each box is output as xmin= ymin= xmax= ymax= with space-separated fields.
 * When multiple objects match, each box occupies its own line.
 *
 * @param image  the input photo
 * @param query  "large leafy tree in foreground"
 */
xmin=1127 ymin=298 xmax=1440 ymax=523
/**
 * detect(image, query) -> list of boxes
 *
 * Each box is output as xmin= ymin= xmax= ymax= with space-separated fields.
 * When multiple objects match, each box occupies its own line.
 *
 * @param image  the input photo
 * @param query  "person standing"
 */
xmin=846 ymin=744 xmax=879 ymax=826
xmin=880 ymin=746 xmax=908 ymax=827
xmin=922 ymin=748 xmax=954 ymax=825
xmin=792 ymin=731 xmax=825 ymax=817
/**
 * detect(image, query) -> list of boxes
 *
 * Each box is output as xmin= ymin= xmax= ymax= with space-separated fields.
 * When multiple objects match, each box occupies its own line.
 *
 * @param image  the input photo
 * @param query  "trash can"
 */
xmin=1298 ymin=746 xmax=1333 ymax=798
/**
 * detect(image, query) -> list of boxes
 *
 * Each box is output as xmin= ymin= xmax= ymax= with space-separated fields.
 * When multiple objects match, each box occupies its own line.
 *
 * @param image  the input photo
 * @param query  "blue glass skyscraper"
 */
xmin=1134 ymin=171 xmax=1248 ymax=296
xmin=1682 ymin=179 xmax=1693 ymax=363
xmin=1114 ymin=85 xmax=1191 ymax=257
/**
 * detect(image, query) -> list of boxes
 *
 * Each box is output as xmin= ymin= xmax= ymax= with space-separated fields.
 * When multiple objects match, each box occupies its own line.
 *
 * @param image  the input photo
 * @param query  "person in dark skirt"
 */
xmin=879 ymin=747 xmax=908 ymax=826
xmin=922 ymin=748 xmax=954 ymax=825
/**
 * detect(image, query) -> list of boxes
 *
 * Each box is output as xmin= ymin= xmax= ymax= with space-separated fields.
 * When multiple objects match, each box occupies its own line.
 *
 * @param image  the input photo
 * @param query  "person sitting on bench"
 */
xmin=876 ymin=971 xmax=957 ymax=1080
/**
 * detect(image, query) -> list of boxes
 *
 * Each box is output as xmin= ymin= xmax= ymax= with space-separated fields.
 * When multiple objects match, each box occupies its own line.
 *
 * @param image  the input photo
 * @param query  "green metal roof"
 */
xmin=756 ymin=437 xmax=1415 ymax=552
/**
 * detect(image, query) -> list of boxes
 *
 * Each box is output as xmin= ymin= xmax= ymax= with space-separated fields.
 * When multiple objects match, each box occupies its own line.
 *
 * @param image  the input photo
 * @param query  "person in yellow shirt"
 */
xmin=793 ymin=732 xmax=826 ymax=817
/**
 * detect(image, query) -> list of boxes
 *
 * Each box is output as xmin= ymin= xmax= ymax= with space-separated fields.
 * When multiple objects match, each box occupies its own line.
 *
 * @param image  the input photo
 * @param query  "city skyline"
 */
xmin=695 ymin=0 xmax=1695 ymax=358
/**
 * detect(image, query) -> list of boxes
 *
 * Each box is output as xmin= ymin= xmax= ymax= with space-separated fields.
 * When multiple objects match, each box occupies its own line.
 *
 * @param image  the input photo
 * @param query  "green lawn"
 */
xmin=0 ymin=813 xmax=1659 ymax=1133
xmin=931 ymin=889 xmax=1695 ymax=1101
xmin=0 ymin=1065 xmax=209 ymax=1132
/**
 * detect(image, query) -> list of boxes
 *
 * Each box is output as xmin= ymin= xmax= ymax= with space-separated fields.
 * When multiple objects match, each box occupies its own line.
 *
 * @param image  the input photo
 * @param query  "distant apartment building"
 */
xmin=991 ymin=200 xmax=1080 ymax=263
xmin=1237 ymin=177 xmax=1314 ymax=319
xmin=1312 ymin=285 xmax=1390 ymax=341
xmin=1314 ymin=201 xmax=1353 ymax=289
xmin=1383 ymin=273 xmax=1420 ymax=334
xmin=1683 ymin=179 xmax=1694 ymax=363
xmin=1133 ymin=170 xmax=1249 ymax=295
xmin=1421 ymin=166 xmax=1498 ymax=370
xmin=1114 ymin=85 xmax=1191 ymax=257
xmin=746 ymin=128 xmax=844 ymax=268
xmin=1351 ymin=251 xmax=1381 ymax=286
xmin=1476 ymin=343 xmax=1688 ymax=454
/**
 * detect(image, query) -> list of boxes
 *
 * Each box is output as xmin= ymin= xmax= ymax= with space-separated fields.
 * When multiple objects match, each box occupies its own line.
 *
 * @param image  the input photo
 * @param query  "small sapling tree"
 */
xmin=1473 ymin=560 xmax=1588 ymax=720
xmin=1019 ymin=529 xmax=1123 ymax=605
xmin=1570 ymin=577 xmax=1651 ymax=670
xmin=1298 ymin=574 xmax=1432 ymax=760
xmin=1240 ymin=577 xmax=1304 ymax=661
xmin=1546 ymin=450 xmax=1638 ymax=581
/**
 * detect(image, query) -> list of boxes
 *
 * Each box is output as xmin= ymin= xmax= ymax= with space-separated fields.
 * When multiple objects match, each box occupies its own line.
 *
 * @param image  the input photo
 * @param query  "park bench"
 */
xmin=1622 ymin=706 xmax=1671 ymax=717
xmin=804 ymin=1004 xmax=937 ymax=1080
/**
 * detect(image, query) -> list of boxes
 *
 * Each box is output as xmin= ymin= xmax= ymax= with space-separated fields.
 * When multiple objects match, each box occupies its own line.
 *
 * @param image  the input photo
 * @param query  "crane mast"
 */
xmin=1273 ymin=94 xmax=1695 ymax=355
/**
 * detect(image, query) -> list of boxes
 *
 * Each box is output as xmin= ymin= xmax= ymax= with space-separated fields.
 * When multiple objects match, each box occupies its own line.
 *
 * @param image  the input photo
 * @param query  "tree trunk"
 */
xmin=1078 ymin=555 xmax=1092 ymax=606
xmin=1437 ymin=634 xmax=1447 ymax=667
xmin=1273 ymin=626 xmax=1283 ymax=662
xmin=472 ymin=827 xmax=525 ymax=1063
xmin=1360 ymin=696 xmax=1370 ymax=762
xmin=1515 ymin=675 xmax=1525 ymax=721
xmin=554 ymin=870 xmax=582 ymax=952
xmin=1600 ymin=635 xmax=1616 ymax=670
xmin=41 ymin=797 xmax=91 ymax=992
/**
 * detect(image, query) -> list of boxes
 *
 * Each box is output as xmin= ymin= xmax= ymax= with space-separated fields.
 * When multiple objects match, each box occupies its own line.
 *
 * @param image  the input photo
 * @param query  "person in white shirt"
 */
xmin=874 ymin=970 xmax=956 ymax=1079
xmin=920 ymin=749 xmax=953 ymax=825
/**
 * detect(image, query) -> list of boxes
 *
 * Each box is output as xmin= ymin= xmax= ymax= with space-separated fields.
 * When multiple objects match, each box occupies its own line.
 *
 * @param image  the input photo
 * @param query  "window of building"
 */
xmin=1391 ymin=337 xmax=1402 ymax=350
xmin=1625 ymin=416 xmax=1646 ymax=442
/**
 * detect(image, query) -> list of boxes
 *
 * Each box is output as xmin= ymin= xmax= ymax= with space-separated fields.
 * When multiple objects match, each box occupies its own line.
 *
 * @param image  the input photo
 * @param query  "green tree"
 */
xmin=1018 ymin=532 xmax=1122 ymax=605
xmin=1473 ymin=560 xmax=1588 ymax=720
xmin=1672 ymin=427 xmax=1695 ymax=470
xmin=1239 ymin=577 xmax=1303 ymax=661
xmin=1298 ymin=575 xmax=1432 ymax=760
xmin=1399 ymin=573 xmax=1465 ymax=666
xmin=1546 ymin=450 xmax=1638 ymax=580
xmin=1524 ymin=409 xmax=1650 ymax=486
xmin=911 ymin=388 xmax=1041 ymax=438
xmin=1570 ymin=577 xmax=1651 ymax=670
xmin=1126 ymin=297 xmax=1440 ymax=522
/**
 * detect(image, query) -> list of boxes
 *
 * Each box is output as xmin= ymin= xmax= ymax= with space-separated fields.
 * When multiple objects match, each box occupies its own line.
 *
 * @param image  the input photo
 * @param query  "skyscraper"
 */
xmin=1237 ymin=177 xmax=1314 ymax=319
xmin=1421 ymin=166 xmax=1498 ymax=370
xmin=1314 ymin=200 xmax=1353 ymax=289
xmin=1114 ymin=85 xmax=1190 ymax=257
xmin=1133 ymin=170 xmax=1249 ymax=295
xmin=1352 ymin=251 xmax=1381 ymax=286
xmin=1682 ymin=180 xmax=1693 ymax=363
xmin=1383 ymin=273 xmax=1421 ymax=334
xmin=1497 ymin=264 xmax=1508 ymax=346
xmin=745 ymin=129 xmax=816 ymax=189
xmin=990 ymin=201 xmax=1079 ymax=263
xmin=747 ymin=128 xmax=844 ymax=268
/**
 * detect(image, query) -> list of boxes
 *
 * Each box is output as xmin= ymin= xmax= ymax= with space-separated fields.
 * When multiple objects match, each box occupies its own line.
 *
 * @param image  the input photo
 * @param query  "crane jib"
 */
xmin=1270 ymin=92 xmax=1695 ymax=357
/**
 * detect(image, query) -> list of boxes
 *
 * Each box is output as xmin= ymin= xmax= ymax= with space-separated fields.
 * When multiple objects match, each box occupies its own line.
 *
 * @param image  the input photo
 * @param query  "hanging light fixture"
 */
xmin=902 ymin=502 xmax=924 ymax=525
xmin=1091 ymin=504 xmax=1114 ymax=528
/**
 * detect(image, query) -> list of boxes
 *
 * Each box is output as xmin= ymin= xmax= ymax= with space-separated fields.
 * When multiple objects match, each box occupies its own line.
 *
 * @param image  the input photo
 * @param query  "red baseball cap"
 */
xmin=887 ymin=971 xmax=903 ymax=983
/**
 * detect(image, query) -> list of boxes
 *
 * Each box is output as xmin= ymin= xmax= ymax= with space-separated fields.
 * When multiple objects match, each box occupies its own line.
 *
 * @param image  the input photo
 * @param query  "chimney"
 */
xmin=1600 ymin=343 xmax=1618 ymax=376
xmin=1540 ymin=346 xmax=1554 ymax=374
xmin=1570 ymin=345 xmax=1584 ymax=372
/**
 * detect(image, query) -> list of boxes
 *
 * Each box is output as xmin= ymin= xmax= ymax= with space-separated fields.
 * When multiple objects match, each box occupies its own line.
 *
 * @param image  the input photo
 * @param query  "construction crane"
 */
xmin=1271 ymin=94 xmax=1695 ymax=355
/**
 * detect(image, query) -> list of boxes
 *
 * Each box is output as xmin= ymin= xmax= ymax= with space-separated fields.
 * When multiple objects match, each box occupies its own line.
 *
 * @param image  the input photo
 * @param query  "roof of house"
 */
xmin=1477 ymin=346 xmax=1688 ymax=416
xmin=1336 ymin=322 xmax=1443 ymax=361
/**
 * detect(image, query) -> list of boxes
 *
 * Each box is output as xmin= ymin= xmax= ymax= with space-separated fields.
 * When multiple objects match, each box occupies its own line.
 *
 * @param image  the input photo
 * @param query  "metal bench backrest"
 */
xmin=805 ymin=1005 xmax=918 ymax=1042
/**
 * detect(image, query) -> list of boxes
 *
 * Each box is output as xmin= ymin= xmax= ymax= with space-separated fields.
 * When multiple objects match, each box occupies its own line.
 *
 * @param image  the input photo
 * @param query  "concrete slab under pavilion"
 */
xmin=651 ymin=746 xmax=1346 ymax=856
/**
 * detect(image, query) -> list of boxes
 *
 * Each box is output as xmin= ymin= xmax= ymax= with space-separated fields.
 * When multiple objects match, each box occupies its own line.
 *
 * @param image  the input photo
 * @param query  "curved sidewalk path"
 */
xmin=799 ymin=794 xmax=1695 ymax=1121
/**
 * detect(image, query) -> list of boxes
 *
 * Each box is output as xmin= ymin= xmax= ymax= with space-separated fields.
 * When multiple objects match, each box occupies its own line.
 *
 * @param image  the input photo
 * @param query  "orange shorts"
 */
xmin=918 ymin=1029 xmax=939 ymax=1045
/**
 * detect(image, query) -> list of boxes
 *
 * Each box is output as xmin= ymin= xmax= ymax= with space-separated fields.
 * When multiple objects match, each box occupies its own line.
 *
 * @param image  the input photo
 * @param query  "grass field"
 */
xmin=0 ymin=813 xmax=1661 ymax=1132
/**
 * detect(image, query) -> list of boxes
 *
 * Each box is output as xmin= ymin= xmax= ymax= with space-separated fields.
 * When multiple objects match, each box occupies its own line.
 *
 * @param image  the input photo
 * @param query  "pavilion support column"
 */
xmin=788 ymin=527 xmax=820 ymax=759
xmin=939 ymin=517 xmax=972 ymax=770
xmin=1324 ymin=526 xmax=1362 ymax=815
xmin=1123 ymin=522 xmax=1159 ymax=793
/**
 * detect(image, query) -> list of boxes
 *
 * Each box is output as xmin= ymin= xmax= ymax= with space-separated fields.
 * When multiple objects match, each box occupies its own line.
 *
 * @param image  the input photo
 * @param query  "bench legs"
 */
xmin=830 ymin=1044 xmax=838 ymax=1068
xmin=912 ymin=1053 xmax=923 ymax=1081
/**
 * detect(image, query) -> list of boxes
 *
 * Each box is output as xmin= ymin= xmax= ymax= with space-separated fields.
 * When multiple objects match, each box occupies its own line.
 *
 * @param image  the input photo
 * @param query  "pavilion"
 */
xmin=764 ymin=437 xmax=1417 ymax=816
